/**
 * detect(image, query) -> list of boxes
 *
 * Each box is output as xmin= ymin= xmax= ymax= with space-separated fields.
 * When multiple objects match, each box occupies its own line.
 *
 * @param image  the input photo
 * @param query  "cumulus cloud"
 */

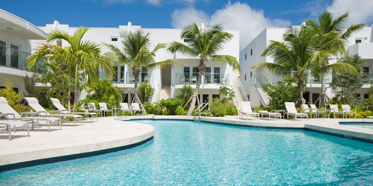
xmin=171 ymin=1 xmax=292 ymax=50
xmin=101 ymin=0 xmax=200 ymax=6
xmin=327 ymin=0 xmax=373 ymax=26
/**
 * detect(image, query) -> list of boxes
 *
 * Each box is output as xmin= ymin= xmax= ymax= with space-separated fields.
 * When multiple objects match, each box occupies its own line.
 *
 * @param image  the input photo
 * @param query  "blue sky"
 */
xmin=2 ymin=0 xmax=373 ymax=49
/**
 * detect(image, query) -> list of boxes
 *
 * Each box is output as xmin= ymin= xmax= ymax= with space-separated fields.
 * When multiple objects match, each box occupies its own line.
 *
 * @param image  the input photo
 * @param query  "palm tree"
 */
xmin=105 ymin=29 xmax=181 ymax=106
xmin=28 ymin=27 xmax=114 ymax=109
xmin=305 ymin=11 xmax=365 ymax=107
xmin=252 ymin=26 xmax=356 ymax=105
xmin=168 ymin=23 xmax=240 ymax=116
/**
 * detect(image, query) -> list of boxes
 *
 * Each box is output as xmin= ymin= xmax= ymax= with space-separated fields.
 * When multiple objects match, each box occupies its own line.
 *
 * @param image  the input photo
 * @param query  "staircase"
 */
xmin=159 ymin=85 xmax=171 ymax=100
xmin=252 ymin=77 xmax=270 ymax=107
xmin=233 ymin=79 xmax=248 ymax=110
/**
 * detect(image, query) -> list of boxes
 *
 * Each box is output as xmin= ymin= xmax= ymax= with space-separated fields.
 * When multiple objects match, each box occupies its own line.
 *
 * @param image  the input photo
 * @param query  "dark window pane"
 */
xmin=10 ymin=44 xmax=18 ymax=68
xmin=205 ymin=67 xmax=211 ymax=83
xmin=184 ymin=67 xmax=190 ymax=83
xmin=214 ymin=67 xmax=220 ymax=83
xmin=111 ymin=38 xmax=118 ymax=41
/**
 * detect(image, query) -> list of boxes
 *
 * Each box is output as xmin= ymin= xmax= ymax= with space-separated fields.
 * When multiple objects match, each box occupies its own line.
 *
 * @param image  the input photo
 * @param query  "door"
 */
xmin=10 ymin=44 xmax=19 ymax=68
xmin=312 ymin=93 xmax=320 ymax=107
xmin=161 ymin=65 xmax=171 ymax=86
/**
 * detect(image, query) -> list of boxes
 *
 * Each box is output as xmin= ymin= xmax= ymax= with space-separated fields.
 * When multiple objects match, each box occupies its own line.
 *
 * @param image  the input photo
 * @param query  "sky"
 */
xmin=2 ymin=0 xmax=373 ymax=49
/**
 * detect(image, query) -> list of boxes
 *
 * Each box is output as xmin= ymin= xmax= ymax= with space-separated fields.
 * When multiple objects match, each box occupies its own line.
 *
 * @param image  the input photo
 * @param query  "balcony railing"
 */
xmin=175 ymin=73 xmax=229 ymax=85
xmin=126 ymin=73 xmax=152 ymax=84
xmin=0 ymin=46 xmax=46 ymax=74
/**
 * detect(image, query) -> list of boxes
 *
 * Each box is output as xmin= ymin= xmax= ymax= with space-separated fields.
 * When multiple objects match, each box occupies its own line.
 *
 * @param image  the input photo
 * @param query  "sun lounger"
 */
xmin=239 ymin=101 xmax=259 ymax=120
xmin=341 ymin=105 xmax=356 ymax=118
xmin=309 ymin=104 xmax=328 ymax=118
xmin=0 ymin=116 xmax=30 ymax=141
xmin=50 ymin=98 xmax=98 ymax=121
xmin=98 ymin=103 xmax=113 ymax=117
xmin=88 ymin=103 xmax=103 ymax=117
xmin=329 ymin=104 xmax=345 ymax=118
xmin=285 ymin=102 xmax=308 ymax=120
xmin=131 ymin=103 xmax=143 ymax=116
xmin=119 ymin=103 xmax=130 ymax=116
xmin=0 ymin=97 xmax=61 ymax=132
xmin=25 ymin=97 xmax=83 ymax=126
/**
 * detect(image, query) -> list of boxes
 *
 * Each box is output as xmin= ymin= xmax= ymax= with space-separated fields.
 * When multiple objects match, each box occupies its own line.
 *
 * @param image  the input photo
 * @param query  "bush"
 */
xmin=159 ymin=98 xmax=185 ymax=115
xmin=211 ymin=98 xmax=228 ymax=117
xmin=138 ymin=82 xmax=154 ymax=103
xmin=227 ymin=104 xmax=238 ymax=115
xmin=0 ymin=79 xmax=24 ymax=113
xmin=175 ymin=106 xmax=187 ymax=115
xmin=176 ymin=85 xmax=193 ymax=103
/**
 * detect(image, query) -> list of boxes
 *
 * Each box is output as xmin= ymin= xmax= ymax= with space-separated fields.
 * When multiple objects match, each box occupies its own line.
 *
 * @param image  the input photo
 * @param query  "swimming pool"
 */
xmin=0 ymin=119 xmax=373 ymax=185
xmin=340 ymin=122 xmax=373 ymax=129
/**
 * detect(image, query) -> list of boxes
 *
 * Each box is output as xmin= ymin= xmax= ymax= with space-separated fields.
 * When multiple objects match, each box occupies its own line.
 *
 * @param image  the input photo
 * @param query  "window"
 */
xmin=184 ymin=67 xmax=190 ymax=83
xmin=183 ymin=39 xmax=188 ymax=42
xmin=250 ymin=49 xmax=253 ymax=56
xmin=250 ymin=72 xmax=252 ymax=77
xmin=120 ymin=66 xmax=125 ymax=82
xmin=203 ymin=94 xmax=209 ymax=103
xmin=355 ymin=94 xmax=361 ymax=98
xmin=0 ymin=86 xmax=18 ymax=93
xmin=193 ymin=67 xmax=199 ymax=83
xmin=355 ymin=39 xmax=362 ymax=44
xmin=0 ymin=40 xmax=5 ymax=66
xmin=10 ymin=44 xmax=18 ymax=68
xmin=212 ymin=94 xmax=219 ymax=99
xmin=245 ymin=74 xmax=246 ymax=81
xmin=363 ymin=67 xmax=369 ymax=74
xmin=245 ymin=54 xmax=247 ymax=60
xmin=214 ymin=67 xmax=220 ymax=83
xmin=111 ymin=37 xmax=118 ymax=41
xmin=205 ymin=67 xmax=211 ymax=83
xmin=141 ymin=66 xmax=148 ymax=82
xmin=364 ymin=94 xmax=369 ymax=99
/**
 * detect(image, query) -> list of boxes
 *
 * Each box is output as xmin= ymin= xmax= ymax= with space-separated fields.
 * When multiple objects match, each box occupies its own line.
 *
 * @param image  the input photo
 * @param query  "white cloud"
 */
xmin=101 ymin=0 xmax=199 ymax=6
xmin=171 ymin=1 xmax=291 ymax=50
xmin=327 ymin=0 xmax=373 ymax=26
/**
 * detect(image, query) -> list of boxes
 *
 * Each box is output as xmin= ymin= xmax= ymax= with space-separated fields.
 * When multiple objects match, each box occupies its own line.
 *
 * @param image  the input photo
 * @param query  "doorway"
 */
xmin=161 ymin=65 xmax=171 ymax=86
xmin=312 ymin=93 xmax=320 ymax=107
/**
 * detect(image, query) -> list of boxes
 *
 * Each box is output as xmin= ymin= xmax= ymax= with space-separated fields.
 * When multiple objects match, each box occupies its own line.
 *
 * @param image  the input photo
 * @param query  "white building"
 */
xmin=241 ymin=26 xmax=373 ymax=107
xmin=0 ymin=9 xmax=46 ymax=93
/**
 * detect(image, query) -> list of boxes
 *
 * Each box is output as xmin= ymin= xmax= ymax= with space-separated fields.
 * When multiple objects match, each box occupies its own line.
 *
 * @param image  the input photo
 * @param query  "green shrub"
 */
xmin=227 ymin=104 xmax=238 ymax=115
xmin=159 ymin=98 xmax=184 ymax=115
xmin=176 ymin=85 xmax=193 ymax=103
xmin=211 ymin=98 xmax=228 ymax=117
xmin=0 ymin=79 xmax=24 ymax=113
xmin=138 ymin=82 xmax=154 ymax=103
xmin=175 ymin=106 xmax=187 ymax=115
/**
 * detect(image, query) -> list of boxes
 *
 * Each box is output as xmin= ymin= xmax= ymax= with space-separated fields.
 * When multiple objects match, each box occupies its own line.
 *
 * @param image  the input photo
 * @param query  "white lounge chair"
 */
xmin=309 ymin=104 xmax=328 ymax=118
xmin=25 ymin=97 xmax=83 ymax=126
xmin=342 ymin=105 xmax=356 ymax=119
xmin=50 ymin=98 xmax=98 ymax=121
xmin=0 ymin=97 xmax=60 ymax=132
xmin=131 ymin=103 xmax=143 ymax=116
xmin=88 ymin=103 xmax=102 ymax=117
xmin=239 ymin=101 xmax=259 ymax=120
xmin=329 ymin=104 xmax=345 ymax=118
xmin=285 ymin=102 xmax=308 ymax=120
xmin=0 ymin=118 xmax=30 ymax=141
xmin=98 ymin=103 xmax=113 ymax=117
xmin=119 ymin=103 xmax=130 ymax=116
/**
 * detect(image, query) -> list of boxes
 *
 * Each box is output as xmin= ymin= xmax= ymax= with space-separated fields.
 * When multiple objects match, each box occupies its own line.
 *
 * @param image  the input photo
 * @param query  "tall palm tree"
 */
xmin=306 ymin=11 xmax=365 ymax=107
xmin=105 ymin=29 xmax=181 ymax=106
xmin=168 ymin=23 xmax=240 ymax=116
xmin=28 ymin=27 xmax=114 ymax=109
xmin=252 ymin=26 xmax=356 ymax=105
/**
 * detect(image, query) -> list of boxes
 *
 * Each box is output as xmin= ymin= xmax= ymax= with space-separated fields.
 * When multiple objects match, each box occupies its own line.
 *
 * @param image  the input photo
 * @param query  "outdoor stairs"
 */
xmin=159 ymin=85 xmax=171 ymax=100
xmin=233 ymin=86 xmax=243 ymax=110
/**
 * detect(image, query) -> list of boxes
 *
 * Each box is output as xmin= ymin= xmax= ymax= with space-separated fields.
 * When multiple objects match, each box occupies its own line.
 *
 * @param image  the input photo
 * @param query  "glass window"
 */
xmin=251 ymin=49 xmax=253 ymax=56
xmin=356 ymin=39 xmax=362 ymax=44
xmin=10 ymin=44 xmax=18 ymax=68
xmin=111 ymin=37 xmax=118 ymax=41
xmin=0 ymin=40 xmax=5 ymax=66
xmin=184 ymin=67 xmax=190 ymax=83
xmin=214 ymin=67 xmax=220 ymax=83
xmin=245 ymin=74 xmax=246 ymax=81
xmin=203 ymin=94 xmax=209 ymax=103
xmin=120 ymin=66 xmax=125 ymax=82
xmin=245 ymin=54 xmax=247 ymax=60
xmin=141 ymin=66 xmax=148 ymax=82
xmin=205 ymin=67 xmax=211 ymax=83
xmin=193 ymin=67 xmax=199 ymax=83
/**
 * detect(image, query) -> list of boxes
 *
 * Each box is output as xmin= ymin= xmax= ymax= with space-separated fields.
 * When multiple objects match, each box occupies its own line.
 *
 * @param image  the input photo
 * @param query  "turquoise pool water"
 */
xmin=1 ymin=120 xmax=373 ymax=185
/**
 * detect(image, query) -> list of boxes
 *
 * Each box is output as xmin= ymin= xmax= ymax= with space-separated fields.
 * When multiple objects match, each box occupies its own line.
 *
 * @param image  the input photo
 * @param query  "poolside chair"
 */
xmin=301 ymin=104 xmax=310 ymax=114
xmin=50 ymin=98 xmax=98 ymax=121
xmin=0 ymin=117 xmax=30 ymax=141
xmin=285 ymin=102 xmax=308 ymax=120
xmin=131 ymin=103 xmax=143 ymax=116
xmin=24 ymin=97 xmax=83 ymax=126
xmin=329 ymin=104 xmax=345 ymax=118
xmin=119 ymin=103 xmax=130 ymax=116
xmin=239 ymin=101 xmax=259 ymax=120
xmin=341 ymin=105 xmax=356 ymax=119
xmin=88 ymin=103 xmax=102 ymax=117
xmin=0 ymin=97 xmax=61 ymax=132
xmin=309 ymin=104 xmax=328 ymax=118
xmin=98 ymin=103 xmax=113 ymax=117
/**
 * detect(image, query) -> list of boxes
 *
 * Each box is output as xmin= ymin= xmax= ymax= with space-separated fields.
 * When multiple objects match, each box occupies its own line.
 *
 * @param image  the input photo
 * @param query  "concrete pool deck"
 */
xmin=1 ymin=115 xmax=373 ymax=171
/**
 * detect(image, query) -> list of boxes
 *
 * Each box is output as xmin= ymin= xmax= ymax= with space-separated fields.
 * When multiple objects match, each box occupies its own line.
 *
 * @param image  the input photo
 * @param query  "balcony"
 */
xmin=126 ymin=72 xmax=153 ymax=84
xmin=0 ymin=46 xmax=46 ymax=74
xmin=348 ymin=43 xmax=373 ymax=59
xmin=175 ymin=73 xmax=229 ymax=85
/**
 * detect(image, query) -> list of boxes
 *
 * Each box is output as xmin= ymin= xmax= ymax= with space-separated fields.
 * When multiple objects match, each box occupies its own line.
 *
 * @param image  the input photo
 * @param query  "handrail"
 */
xmin=194 ymin=103 xmax=209 ymax=121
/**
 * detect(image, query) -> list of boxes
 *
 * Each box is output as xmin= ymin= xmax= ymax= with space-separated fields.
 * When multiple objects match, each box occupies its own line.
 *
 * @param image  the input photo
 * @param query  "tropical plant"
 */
xmin=27 ymin=27 xmax=114 ymax=109
xmin=83 ymin=78 xmax=122 ymax=108
xmin=262 ymin=76 xmax=300 ymax=109
xmin=168 ymin=23 xmax=240 ymax=115
xmin=137 ymin=82 xmax=154 ymax=103
xmin=105 ymin=29 xmax=181 ymax=106
xmin=23 ymin=74 xmax=38 ymax=97
xmin=159 ymin=98 xmax=185 ymax=115
xmin=219 ymin=86 xmax=235 ymax=101
xmin=252 ymin=26 xmax=356 ymax=105
xmin=305 ymin=11 xmax=365 ymax=107
xmin=176 ymin=85 xmax=193 ymax=104
xmin=330 ymin=54 xmax=365 ymax=106
xmin=0 ymin=79 xmax=24 ymax=112
xmin=211 ymin=98 xmax=228 ymax=117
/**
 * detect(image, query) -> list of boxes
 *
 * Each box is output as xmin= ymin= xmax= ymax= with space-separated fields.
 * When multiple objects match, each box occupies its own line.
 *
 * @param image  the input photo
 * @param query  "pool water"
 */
xmin=1 ymin=120 xmax=373 ymax=185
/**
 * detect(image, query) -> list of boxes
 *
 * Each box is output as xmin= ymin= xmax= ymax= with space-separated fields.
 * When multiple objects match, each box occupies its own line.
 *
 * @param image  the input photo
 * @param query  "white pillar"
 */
xmin=127 ymin=22 xmax=132 ymax=32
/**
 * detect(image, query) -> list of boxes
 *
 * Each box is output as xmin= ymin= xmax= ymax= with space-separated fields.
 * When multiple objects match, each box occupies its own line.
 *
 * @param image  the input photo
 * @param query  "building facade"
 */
xmin=240 ymin=26 xmax=373 ymax=107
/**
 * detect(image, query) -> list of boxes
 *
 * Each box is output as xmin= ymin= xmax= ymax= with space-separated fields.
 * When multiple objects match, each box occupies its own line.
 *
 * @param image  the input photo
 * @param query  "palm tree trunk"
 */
xmin=297 ymin=78 xmax=305 ymax=106
xmin=187 ymin=70 xmax=202 ymax=116
xmin=320 ymin=72 xmax=327 ymax=107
